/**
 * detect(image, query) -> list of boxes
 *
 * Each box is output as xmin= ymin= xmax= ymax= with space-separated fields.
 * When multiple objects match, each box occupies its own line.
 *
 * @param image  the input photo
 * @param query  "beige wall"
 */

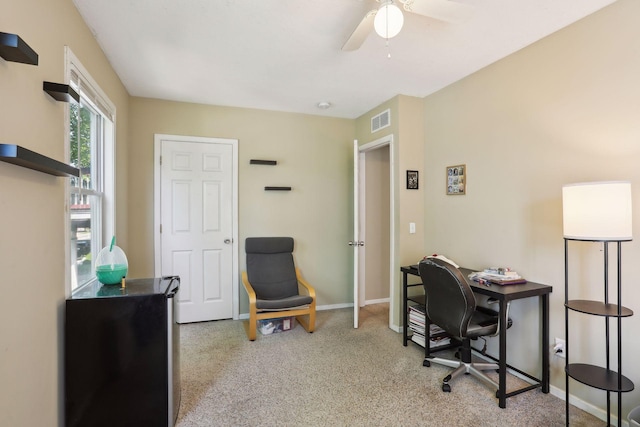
xmin=356 ymin=95 xmax=425 ymax=327
xmin=0 ymin=0 xmax=129 ymax=425
xmin=422 ymin=0 xmax=640 ymax=417
xmin=396 ymin=95 xmax=426 ymax=268
xmin=128 ymin=98 xmax=355 ymax=313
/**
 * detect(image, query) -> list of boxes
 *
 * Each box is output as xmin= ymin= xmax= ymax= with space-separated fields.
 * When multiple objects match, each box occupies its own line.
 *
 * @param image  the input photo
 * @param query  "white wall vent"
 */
xmin=371 ymin=109 xmax=390 ymax=133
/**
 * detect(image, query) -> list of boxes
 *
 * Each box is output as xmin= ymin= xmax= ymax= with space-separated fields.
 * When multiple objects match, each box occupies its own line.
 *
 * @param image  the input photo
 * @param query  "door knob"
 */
xmin=224 ymin=239 xmax=232 ymax=244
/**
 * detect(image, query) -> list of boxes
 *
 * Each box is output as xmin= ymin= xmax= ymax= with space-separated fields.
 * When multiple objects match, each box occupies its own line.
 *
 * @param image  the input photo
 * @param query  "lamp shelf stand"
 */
xmin=564 ymin=239 xmax=634 ymax=427
xmin=562 ymin=181 xmax=634 ymax=427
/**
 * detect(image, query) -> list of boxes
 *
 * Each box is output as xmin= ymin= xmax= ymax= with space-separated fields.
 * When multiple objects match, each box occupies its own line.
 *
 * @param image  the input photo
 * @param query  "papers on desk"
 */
xmin=408 ymin=305 xmax=451 ymax=349
xmin=468 ymin=268 xmax=527 ymax=285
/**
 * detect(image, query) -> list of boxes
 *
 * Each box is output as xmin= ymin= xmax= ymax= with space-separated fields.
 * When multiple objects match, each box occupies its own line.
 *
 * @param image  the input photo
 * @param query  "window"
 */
xmin=67 ymin=49 xmax=115 ymax=293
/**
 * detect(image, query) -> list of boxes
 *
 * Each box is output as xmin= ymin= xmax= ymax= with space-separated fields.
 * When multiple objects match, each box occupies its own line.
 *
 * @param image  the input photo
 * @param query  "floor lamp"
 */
xmin=562 ymin=181 xmax=634 ymax=427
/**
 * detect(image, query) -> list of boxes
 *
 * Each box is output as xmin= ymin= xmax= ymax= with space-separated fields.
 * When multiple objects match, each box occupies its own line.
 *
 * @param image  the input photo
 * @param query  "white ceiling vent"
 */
xmin=371 ymin=109 xmax=390 ymax=133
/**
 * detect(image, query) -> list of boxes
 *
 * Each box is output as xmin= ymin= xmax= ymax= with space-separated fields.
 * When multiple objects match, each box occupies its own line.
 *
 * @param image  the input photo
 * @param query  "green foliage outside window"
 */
xmin=69 ymin=102 xmax=93 ymax=187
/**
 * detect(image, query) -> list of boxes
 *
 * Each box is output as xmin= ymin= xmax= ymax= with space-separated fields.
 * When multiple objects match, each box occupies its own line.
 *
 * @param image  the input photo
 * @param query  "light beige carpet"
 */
xmin=175 ymin=304 xmax=602 ymax=426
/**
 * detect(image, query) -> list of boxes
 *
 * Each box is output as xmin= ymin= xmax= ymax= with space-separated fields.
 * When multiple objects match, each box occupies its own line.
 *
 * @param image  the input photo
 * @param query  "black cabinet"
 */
xmin=65 ymin=277 xmax=181 ymax=427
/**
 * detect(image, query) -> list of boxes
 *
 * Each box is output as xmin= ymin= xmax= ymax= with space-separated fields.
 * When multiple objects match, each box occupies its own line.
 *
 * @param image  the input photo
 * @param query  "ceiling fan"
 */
xmin=342 ymin=0 xmax=473 ymax=51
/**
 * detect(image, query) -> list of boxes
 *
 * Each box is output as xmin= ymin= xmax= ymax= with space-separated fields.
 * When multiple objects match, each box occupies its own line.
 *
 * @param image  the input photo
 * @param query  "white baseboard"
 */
xmin=549 ymin=384 xmax=629 ymax=427
xmin=318 ymin=302 xmax=354 ymax=311
xmin=365 ymin=297 xmax=390 ymax=305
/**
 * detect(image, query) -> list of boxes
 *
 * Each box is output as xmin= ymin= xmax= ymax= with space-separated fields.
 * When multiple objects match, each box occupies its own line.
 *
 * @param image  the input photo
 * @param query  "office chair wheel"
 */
xmin=423 ymin=360 xmax=431 ymax=367
xmin=442 ymin=383 xmax=451 ymax=393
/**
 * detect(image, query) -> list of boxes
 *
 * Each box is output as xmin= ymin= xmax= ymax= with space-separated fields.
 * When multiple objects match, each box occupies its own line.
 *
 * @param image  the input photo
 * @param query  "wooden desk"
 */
xmin=401 ymin=264 xmax=552 ymax=408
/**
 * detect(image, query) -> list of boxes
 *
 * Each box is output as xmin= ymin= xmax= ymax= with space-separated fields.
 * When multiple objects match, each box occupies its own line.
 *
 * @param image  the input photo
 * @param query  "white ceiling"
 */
xmin=72 ymin=0 xmax=616 ymax=119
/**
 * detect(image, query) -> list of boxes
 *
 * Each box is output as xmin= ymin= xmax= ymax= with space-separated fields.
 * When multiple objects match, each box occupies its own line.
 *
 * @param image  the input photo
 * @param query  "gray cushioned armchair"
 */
xmin=242 ymin=237 xmax=316 ymax=341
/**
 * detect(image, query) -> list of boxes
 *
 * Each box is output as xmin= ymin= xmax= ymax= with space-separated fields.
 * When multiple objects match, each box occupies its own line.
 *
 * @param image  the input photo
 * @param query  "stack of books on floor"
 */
xmin=468 ymin=267 xmax=527 ymax=285
xmin=408 ymin=304 xmax=451 ymax=349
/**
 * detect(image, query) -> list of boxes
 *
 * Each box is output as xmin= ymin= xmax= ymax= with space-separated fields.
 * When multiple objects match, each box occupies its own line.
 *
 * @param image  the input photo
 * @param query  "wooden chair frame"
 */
xmin=241 ymin=268 xmax=316 ymax=341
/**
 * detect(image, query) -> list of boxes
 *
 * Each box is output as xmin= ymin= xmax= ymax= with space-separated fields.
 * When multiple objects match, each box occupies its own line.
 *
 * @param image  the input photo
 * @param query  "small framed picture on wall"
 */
xmin=446 ymin=164 xmax=466 ymax=195
xmin=406 ymin=170 xmax=419 ymax=189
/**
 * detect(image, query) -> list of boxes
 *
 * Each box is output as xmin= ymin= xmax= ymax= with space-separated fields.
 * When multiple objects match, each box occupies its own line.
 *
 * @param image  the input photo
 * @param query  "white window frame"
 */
xmin=64 ymin=47 xmax=116 ymax=296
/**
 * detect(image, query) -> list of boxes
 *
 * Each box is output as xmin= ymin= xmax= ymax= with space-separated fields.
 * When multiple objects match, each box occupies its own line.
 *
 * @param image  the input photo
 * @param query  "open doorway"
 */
xmin=362 ymin=146 xmax=390 ymax=305
xmin=354 ymin=135 xmax=395 ymax=330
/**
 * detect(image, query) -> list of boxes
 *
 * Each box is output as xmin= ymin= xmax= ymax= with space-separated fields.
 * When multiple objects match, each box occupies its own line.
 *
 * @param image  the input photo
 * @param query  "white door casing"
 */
xmin=154 ymin=134 xmax=238 ymax=323
xmin=352 ymin=140 xmax=361 ymax=328
xmin=354 ymin=135 xmax=396 ymax=331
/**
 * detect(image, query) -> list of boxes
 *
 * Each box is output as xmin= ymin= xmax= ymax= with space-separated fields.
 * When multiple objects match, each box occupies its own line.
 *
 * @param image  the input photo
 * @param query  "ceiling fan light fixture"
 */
xmin=374 ymin=2 xmax=404 ymax=39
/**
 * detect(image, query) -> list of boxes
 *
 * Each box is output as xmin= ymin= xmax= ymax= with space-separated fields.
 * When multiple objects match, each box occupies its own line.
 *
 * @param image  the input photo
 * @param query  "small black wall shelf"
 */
xmin=0 ymin=32 xmax=38 ymax=65
xmin=265 ymin=187 xmax=291 ymax=191
xmin=0 ymin=144 xmax=79 ymax=177
xmin=43 ymin=82 xmax=79 ymax=103
xmin=250 ymin=159 xmax=277 ymax=165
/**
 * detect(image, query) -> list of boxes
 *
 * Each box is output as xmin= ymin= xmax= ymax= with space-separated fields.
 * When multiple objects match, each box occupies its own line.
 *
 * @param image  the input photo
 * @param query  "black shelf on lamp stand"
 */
xmin=564 ymin=239 xmax=634 ymax=427
xmin=562 ymin=181 xmax=634 ymax=426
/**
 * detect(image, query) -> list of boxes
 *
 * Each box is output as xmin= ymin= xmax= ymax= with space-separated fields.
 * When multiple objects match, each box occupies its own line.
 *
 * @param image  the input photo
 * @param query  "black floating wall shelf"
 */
xmin=0 ymin=32 xmax=38 ymax=65
xmin=43 ymin=82 xmax=79 ymax=103
xmin=265 ymin=186 xmax=291 ymax=191
xmin=250 ymin=159 xmax=277 ymax=165
xmin=0 ymin=144 xmax=79 ymax=177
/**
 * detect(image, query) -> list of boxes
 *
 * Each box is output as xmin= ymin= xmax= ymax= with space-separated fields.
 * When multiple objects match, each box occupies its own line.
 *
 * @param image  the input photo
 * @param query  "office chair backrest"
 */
xmin=418 ymin=258 xmax=476 ymax=338
xmin=245 ymin=237 xmax=298 ymax=300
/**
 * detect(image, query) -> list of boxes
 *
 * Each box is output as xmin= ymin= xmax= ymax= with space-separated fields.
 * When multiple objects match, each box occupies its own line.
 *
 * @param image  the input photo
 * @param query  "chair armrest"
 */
xmin=295 ymin=268 xmax=316 ymax=300
xmin=484 ymin=299 xmax=511 ymax=337
xmin=241 ymin=271 xmax=257 ymax=305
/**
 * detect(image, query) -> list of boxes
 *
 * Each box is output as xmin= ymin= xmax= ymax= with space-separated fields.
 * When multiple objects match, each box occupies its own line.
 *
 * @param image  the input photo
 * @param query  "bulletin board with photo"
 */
xmin=406 ymin=170 xmax=419 ymax=189
xmin=446 ymin=164 xmax=465 ymax=195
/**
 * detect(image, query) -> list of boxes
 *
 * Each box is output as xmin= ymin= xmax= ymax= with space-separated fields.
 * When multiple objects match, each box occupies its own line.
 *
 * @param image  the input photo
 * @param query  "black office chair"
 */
xmin=418 ymin=257 xmax=509 ymax=394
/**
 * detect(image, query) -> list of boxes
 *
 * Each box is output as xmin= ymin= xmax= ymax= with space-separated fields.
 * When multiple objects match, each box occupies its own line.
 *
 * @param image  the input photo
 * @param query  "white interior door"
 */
xmin=157 ymin=136 xmax=235 ymax=323
xmin=351 ymin=139 xmax=362 ymax=328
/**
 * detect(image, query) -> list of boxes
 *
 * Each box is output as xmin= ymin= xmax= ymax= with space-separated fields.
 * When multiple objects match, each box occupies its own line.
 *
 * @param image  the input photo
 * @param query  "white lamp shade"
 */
xmin=562 ymin=181 xmax=633 ymax=241
xmin=374 ymin=3 xmax=404 ymax=39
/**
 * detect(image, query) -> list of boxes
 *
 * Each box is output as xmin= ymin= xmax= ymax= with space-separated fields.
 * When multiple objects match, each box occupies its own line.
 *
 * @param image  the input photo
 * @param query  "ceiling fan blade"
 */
xmin=342 ymin=9 xmax=377 ymax=51
xmin=401 ymin=0 xmax=473 ymax=24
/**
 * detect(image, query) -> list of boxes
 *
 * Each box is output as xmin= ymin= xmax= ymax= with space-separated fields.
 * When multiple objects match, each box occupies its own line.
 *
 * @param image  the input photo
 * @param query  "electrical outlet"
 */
xmin=554 ymin=338 xmax=566 ymax=358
